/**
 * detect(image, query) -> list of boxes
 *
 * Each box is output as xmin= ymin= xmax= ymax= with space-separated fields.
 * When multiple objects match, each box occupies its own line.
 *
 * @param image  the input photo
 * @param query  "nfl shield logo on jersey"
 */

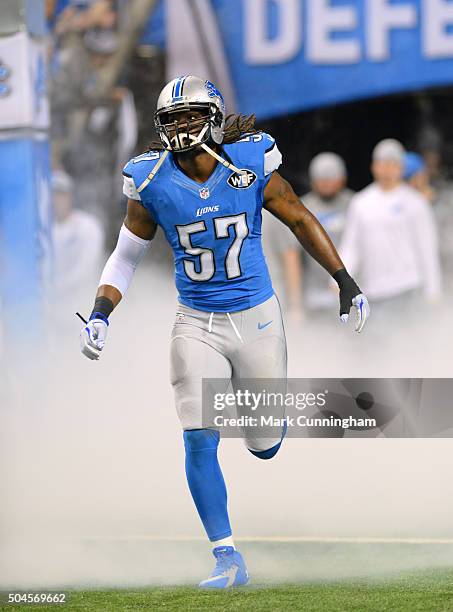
xmin=199 ymin=187 xmax=210 ymax=199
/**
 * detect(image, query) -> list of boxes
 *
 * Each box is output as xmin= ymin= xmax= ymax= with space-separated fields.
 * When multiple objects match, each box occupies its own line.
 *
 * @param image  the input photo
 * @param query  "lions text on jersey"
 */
xmin=122 ymin=133 xmax=282 ymax=312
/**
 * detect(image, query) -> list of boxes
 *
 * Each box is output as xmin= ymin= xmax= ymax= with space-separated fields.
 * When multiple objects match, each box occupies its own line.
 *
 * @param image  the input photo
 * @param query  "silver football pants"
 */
xmin=170 ymin=294 xmax=287 ymax=451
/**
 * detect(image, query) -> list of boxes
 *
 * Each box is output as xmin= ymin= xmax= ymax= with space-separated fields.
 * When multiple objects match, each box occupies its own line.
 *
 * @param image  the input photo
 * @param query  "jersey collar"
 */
xmin=169 ymin=152 xmax=229 ymax=196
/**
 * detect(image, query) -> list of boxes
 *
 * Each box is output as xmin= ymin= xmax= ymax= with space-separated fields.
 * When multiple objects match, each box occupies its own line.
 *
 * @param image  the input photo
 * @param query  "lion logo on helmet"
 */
xmin=205 ymin=80 xmax=225 ymax=111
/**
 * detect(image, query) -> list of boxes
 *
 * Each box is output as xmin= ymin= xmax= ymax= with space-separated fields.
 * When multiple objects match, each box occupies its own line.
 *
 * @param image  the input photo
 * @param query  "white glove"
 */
xmin=80 ymin=318 xmax=108 ymax=360
xmin=340 ymin=293 xmax=370 ymax=333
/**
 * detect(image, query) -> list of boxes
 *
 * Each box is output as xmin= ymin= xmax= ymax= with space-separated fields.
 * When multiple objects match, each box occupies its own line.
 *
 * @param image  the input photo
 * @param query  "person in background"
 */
xmin=298 ymin=153 xmax=354 ymax=312
xmin=417 ymin=125 xmax=446 ymax=192
xmin=50 ymin=1 xmax=137 ymax=233
xmin=404 ymin=152 xmax=435 ymax=203
xmin=51 ymin=26 xmax=137 ymax=234
xmin=52 ymin=170 xmax=105 ymax=310
xmin=262 ymin=152 xmax=353 ymax=317
xmin=51 ymin=0 xmax=115 ymax=34
xmin=340 ymin=139 xmax=442 ymax=312
xmin=405 ymin=152 xmax=453 ymax=294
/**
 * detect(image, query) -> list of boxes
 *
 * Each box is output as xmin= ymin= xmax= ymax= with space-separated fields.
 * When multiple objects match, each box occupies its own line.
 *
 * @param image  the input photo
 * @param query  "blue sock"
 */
xmin=183 ymin=429 xmax=232 ymax=542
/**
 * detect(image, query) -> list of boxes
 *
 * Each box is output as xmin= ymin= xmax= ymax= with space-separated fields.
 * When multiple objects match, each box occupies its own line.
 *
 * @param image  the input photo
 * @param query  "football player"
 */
xmin=80 ymin=76 xmax=370 ymax=588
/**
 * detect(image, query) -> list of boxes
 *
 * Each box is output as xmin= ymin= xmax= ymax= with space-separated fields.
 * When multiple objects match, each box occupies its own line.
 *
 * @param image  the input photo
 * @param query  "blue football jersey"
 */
xmin=122 ymin=133 xmax=282 ymax=312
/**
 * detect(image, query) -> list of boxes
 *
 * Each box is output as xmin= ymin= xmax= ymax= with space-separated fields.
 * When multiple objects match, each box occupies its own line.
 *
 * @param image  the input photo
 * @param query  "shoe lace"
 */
xmin=212 ymin=550 xmax=235 ymax=576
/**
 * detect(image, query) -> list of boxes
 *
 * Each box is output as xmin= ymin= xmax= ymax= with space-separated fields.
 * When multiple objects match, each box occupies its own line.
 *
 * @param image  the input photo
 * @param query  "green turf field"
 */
xmin=2 ymin=540 xmax=453 ymax=611
xmin=2 ymin=570 xmax=453 ymax=612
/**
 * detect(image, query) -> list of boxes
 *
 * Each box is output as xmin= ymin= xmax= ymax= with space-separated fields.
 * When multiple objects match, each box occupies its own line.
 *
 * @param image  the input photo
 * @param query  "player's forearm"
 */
xmin=264 ymin=172 xmax=344 ymax=277
xmin=88 ymin=291 xmax=117 ymax=323
xmin=291 ymin=210 xmax=344 ymax=277
xmin=89 ymin=280 xmax=122 ymax=323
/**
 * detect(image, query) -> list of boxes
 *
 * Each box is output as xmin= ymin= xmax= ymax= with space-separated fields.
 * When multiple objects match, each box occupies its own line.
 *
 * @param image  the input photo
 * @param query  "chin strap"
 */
xmin=200 ymin=143 xmax=243 ymax=174
xmin=137 ymin=149 xmax=170 ymax=193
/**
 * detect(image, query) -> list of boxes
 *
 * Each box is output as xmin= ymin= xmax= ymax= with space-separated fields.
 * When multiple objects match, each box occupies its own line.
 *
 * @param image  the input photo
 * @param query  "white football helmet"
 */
xmin=154 ymin=75 xmax=226 ymax=152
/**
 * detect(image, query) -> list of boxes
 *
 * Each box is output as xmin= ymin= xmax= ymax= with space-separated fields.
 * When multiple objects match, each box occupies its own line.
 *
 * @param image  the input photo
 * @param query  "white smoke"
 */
xmin=1 ymin=261 xmax=453 ymax=588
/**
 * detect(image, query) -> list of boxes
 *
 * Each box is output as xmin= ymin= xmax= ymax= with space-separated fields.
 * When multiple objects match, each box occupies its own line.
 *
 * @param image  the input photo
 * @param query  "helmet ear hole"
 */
xmin=213 ymin=108 xmax=223 ymax=127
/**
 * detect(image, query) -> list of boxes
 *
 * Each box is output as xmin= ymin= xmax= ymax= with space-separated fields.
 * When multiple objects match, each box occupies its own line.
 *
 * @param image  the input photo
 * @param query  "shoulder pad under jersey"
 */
xmin=223 ymin=132 xmax=282 ymax=179
xmin=122 ymin=150 xmax=165 ymax=200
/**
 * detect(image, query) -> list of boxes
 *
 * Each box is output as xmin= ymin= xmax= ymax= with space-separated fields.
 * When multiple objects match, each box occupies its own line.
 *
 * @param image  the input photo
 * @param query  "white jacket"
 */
xmin=340 ymin=183 xmax=441 ymax=300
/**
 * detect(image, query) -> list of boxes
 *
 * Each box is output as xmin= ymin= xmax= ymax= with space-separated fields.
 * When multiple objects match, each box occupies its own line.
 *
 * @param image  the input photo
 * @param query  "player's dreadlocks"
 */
xmin=147 ymin=113 xmax=260 ymax=152
xmin=222 ymin=113 xmax=260 ymax=144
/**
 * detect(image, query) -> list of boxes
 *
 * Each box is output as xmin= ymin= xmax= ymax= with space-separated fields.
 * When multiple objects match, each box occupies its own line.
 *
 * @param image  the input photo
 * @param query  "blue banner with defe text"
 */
xmin=211 ymin=0 xmax=453 ymax=118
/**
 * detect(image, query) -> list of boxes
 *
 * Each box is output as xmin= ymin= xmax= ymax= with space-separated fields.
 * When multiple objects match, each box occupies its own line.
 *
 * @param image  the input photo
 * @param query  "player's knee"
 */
xmin=184 ymin=428 xmax=220 ymax=453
